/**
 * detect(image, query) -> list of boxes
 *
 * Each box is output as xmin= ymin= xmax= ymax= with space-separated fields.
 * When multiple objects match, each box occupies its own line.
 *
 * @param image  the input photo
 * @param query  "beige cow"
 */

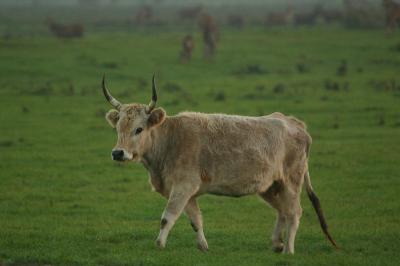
xmin=102 ymin=75 xmax=337 ymax=254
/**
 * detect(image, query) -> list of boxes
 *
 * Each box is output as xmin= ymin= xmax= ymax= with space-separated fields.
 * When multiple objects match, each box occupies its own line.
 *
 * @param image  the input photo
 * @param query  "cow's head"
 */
xmin=102 ymin=75 xmax=166 ymax=162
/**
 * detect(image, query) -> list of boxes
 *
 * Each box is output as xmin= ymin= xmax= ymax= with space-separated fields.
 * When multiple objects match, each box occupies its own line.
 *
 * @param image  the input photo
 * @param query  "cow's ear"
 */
xmin=105 ymin=109 xmax=119 ymax=128
xmin=147 ymin=108 xmax=166 ymax=128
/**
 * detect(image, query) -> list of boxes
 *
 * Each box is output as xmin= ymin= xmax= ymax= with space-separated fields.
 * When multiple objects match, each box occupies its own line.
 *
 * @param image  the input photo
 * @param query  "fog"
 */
xmin=0 ymin=0 xmax=357 ymax=8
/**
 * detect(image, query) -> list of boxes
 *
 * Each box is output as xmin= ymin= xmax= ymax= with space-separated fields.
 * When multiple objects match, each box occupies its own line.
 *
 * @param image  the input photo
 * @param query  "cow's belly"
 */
xmin=206 ymin=179 xmax=273 ymax=197
xmin=200 ymin=165 xmax=275 ymax=197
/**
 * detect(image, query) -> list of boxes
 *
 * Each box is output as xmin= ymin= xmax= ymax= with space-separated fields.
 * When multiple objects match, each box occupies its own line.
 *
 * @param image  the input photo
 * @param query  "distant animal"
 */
xmin=383 ymin=0 xmax=400 ymax=34
xmin=101 ymin=75 xmax=338 ymax=254
xmin=227 ymin=14 xmax=245 ymax=28
xmin=337 ymin=60 xmax=347 ymax=76
xmin=180 ymin=35 xmax=195 ymax=63
xmin=178 ymin=6 xmax=203 ymax=21
xmin=320 ymin=9 xmax=343 ymax=24
xmin=265 ymin=5 xmax=294 ymax=26
xmin=135 ymin=5 xmax=153 ymax=25
xmin=199 ymin=14 xmax=219 ymax=60
xmin=343 ymin=0 xmax=376 ymax=28
xmin=47 ymin=18 xmax=84 ymax=38
xmin=293 ymin=5 xmax=322 ymax=26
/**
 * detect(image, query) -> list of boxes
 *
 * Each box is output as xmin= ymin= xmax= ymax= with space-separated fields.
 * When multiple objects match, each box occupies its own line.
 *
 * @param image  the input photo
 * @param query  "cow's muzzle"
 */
xmin=111 ymin=149 xmax=124 ymax=161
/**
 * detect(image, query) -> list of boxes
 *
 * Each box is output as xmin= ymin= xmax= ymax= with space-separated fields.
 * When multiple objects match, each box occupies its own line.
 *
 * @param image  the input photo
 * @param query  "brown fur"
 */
xmin=200 ymin=169 xmax=212 ymax=183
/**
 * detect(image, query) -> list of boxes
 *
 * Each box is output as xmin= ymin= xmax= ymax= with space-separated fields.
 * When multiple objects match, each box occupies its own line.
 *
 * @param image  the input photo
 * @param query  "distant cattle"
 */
xmin=320 ymin=9 xmax=343 ymax=24
xmin=199 ymin=14 xmax=219 ymax=60
xmin=135 ymin=5 xmax=153 ymax=25
xmin=383 ymin=0 xmax=400 ymax=34
xmin=265 ymin=5 xmax=294 ymax=26
xmin=293 ymin=5 xmax=322 ymax=26
xmin=101 ymin=75 xmax=338 ymax=254
xmin=343 ymin=0 xmax=380 ymax=28
xmin=47 ymin=18 xmax=84 ymax=38
xmin=178 ymin=6 xmax=203 ymax=21
xmin=227 ymin=14 xmax=245 ymax=28
xmin=180 ymin=35 xmax=195 ymax=63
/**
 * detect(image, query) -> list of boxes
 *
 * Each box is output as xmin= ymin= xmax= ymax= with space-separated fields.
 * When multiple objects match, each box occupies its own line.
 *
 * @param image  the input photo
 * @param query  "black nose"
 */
xmin=112 ymin=150 xmax=124 ymax=161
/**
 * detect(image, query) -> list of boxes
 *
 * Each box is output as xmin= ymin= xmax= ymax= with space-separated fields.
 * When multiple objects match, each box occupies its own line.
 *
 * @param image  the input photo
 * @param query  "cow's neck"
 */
xmin=141 ymin=117 xmax=173 ymax=178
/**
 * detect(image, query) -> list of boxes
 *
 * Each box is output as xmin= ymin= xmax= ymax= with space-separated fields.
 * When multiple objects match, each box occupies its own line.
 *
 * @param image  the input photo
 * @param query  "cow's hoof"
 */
xmin=282 ymin=247 xmax=294 ymax=255
xmin=155 ymin=239 xmax=165 ymax=249
xmin=272 ymin=244 xmax=284 ymax=253
xmin=197 ymin=241 xmax=209 ymax=252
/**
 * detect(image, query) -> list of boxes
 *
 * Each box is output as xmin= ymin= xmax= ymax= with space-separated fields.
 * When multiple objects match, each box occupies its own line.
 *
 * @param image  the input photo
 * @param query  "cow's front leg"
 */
xmin=156 ymin=184 xmax=198 ymax=249
xmin=185 ymin=197 xmax=208 ymax=251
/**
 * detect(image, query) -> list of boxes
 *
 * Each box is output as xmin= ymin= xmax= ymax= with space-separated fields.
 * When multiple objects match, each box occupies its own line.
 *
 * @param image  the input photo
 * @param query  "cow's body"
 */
xmin=180 ymin=35 xmax=195 ymax=63
xmin=47 ymin=19 xmax=84 ymax=38
xmin=143 ymin=112 xmax=310 ymax=200
xmin=383 ymin=0 xmax=400 ymax=35
xmin=102 ymin=76 xmax=337 ymax=254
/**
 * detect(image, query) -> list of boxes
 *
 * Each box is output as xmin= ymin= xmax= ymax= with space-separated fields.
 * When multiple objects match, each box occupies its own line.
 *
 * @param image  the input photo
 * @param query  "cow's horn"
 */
xmin=102 ymin=74 xmax=122 ymax=110
xmin=146 ymin=74 xmax=158 ymax=114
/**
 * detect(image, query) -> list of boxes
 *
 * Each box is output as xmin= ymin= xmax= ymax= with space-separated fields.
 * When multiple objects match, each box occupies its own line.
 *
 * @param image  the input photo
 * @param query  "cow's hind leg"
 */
xmin=282 ymin=192 xmax=302 ymax=254
xmin=156 ymin=184 xmax=198 ymax=249
xmin=184 ymin=197 xmax=208 ymax=251
xmin=260 ymin=181 xmax=303 ymax=254
xmin=259 ymin=181 xmax=286 ymax=253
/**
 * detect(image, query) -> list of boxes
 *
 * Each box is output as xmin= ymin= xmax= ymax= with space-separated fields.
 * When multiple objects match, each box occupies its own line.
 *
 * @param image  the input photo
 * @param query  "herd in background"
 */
xmin=42 ymin=0 xmax=400 ymax=62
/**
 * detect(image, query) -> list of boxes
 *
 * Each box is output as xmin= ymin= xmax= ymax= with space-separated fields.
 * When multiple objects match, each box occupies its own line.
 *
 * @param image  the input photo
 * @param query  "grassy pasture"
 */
xmin=0 ymin=27 xmax=400 ymax=266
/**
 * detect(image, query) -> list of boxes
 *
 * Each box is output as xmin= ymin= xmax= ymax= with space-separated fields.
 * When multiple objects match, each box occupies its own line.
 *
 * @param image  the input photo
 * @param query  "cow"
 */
xmin=47 ymin=18 xmax=84 ymax=39
xmin=227 ymin=14 xmax=245 ymax=28
xmin=180 ymin=35 xmax=195 ymax=63
xmin=135 ymin=5 xmax=153 ymax=25
xmin=199 ymin=14 xmax=219 ymax=60
xmin=178 ymin=5 xmax=203 ymax=21
xmin=383 ymin=0 xmax=400 ymax=35
xmin=265 ymin=5 xmax=294 ymax=26
xmin=101 ymin=75 xmax=338 ymax=254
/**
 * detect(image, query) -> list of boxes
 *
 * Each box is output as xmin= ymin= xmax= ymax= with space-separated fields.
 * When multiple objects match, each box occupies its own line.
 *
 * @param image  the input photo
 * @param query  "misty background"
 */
xmin=0 ymin=0 xmax=390 ymax=37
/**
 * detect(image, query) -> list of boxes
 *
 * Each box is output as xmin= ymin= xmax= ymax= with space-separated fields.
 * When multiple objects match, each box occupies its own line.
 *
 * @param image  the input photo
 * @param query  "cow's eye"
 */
xmin=134 ymin=127 xmax=143 ymax=135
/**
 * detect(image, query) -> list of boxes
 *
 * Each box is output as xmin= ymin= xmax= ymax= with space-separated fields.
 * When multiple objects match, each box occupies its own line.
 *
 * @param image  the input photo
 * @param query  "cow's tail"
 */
xmin=304 ymin=171 xmax=338 ymax=249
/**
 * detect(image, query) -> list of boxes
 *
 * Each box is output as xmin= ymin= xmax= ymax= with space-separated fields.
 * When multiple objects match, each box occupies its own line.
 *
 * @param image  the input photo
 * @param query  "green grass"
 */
xmin=1 ymin=27 xmax=400 ymax=266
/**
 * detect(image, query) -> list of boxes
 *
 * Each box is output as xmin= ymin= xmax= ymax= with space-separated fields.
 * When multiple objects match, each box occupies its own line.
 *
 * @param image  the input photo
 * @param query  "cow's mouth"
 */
xmin=112 ymin=149 xmax=138 ymax=162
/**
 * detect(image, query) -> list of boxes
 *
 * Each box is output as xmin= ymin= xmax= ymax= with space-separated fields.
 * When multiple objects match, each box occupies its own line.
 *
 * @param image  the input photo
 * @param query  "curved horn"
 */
xmin=146 ymin=74 xmax=158 ymax=113
xmin=102 ymin=74 xmax=122 ymax=110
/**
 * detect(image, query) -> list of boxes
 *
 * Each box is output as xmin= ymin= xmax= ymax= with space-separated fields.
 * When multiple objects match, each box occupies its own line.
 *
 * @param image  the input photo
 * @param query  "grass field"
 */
xmin=1 ymin=26 xmax=400 ymax=266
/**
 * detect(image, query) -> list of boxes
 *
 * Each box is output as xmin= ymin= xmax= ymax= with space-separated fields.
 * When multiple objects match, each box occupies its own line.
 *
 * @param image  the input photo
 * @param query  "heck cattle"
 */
xmin=265 ymin=5 xmax=294 ymax=26
xmin=227 ymin=14 xmax=245 ymax=28
xmin=199 ymin=14 xmax=219 ymax=60
xmin=178 ymin=6 xmax=203 ymax=21
xmin=47 ymin=18 xmax=84 ymax=38
xmin=135 ymin=6 xmax=153 ymax=25
xmin=383 ymin=0 xmax=400 ymax=34
xmin=101 ymin=75 xmax=338 ymax=254
xmin=180 ymin=35 xmax=195 ymax=63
